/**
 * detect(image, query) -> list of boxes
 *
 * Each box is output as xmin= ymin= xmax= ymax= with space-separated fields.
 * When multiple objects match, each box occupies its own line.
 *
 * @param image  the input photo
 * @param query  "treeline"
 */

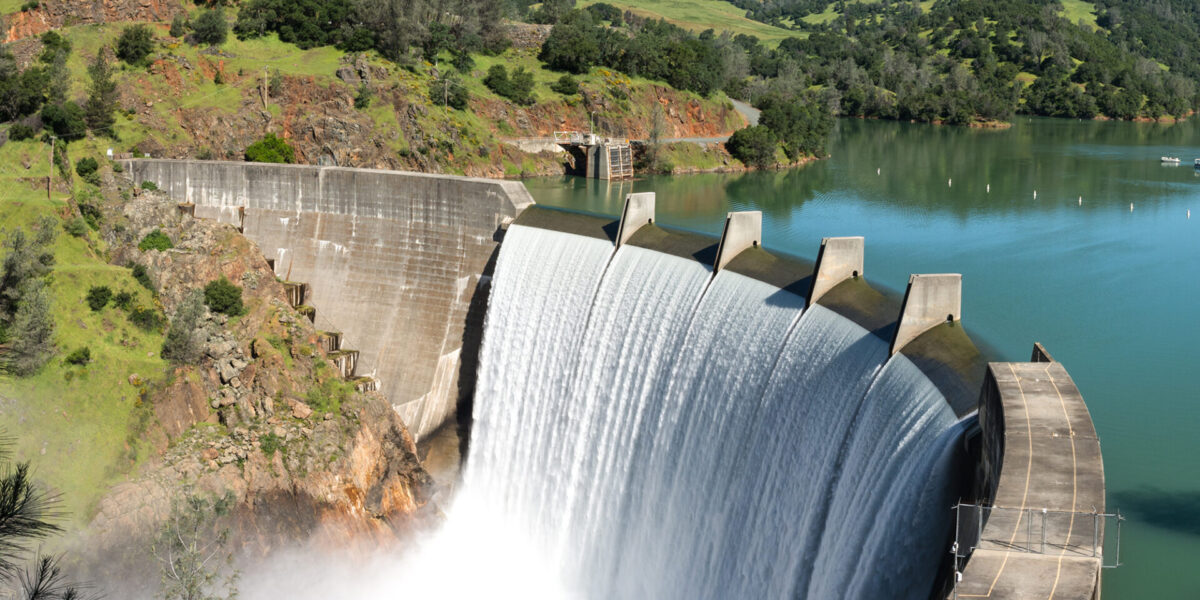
xmin=233 ymin=0 xmax=509 ymax=63
xmin=719 ymin=0 xmax=1200 ymax=123
xmin=0 ymin=218 xmax=57 ymax=376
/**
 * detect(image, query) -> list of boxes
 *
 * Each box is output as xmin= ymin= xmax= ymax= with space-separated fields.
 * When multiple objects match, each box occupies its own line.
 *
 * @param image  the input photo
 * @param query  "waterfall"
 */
xmin=459 ymin=224 xmax=964 ymax=599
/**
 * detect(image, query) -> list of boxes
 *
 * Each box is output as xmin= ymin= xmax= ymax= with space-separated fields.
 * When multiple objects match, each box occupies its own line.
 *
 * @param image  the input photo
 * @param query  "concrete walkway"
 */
xmin=952 ymin=360 xmax=1105 ymax=599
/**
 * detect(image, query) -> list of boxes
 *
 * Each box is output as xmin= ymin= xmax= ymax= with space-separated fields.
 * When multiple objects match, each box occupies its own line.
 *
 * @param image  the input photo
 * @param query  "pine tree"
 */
xmin=5 ymin=280 xmax=55 ymax=376
xmin=84 ymin=49 xmax=117 ymax=138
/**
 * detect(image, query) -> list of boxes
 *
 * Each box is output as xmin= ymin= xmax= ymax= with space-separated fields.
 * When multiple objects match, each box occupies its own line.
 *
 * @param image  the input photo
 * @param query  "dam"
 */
xmin=123 ymin=161 xmax=1110 ymax=599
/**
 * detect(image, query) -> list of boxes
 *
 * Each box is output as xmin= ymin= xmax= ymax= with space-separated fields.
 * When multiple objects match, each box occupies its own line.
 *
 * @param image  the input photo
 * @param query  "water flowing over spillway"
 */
xmin=461 ymin=223 xmax=965 ymax=599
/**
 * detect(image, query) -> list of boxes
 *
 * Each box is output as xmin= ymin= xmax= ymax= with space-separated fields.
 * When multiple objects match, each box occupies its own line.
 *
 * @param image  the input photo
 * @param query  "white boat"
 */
xmin=1194 ymin=158 xmax=1200 ymax=168
xmin=1162 ymin=156 xmax=1181 ymax=163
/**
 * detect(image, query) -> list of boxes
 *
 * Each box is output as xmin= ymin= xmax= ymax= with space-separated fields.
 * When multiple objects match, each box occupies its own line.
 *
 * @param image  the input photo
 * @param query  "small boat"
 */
xmin=1162 ymin=156 xmax=1181 ymax=163
xmin=1194 ymin=158 xmax=1200 ymax=168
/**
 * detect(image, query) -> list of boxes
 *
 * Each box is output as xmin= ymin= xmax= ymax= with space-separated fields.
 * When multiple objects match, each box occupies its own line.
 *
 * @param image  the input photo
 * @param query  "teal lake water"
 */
xmin=525 ymin=117 xmax=1200 ymax=597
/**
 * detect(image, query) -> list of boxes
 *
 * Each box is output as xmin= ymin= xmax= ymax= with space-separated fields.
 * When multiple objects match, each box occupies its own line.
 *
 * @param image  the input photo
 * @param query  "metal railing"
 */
xmin=950 ymin=502 xmax=1123 ymax=566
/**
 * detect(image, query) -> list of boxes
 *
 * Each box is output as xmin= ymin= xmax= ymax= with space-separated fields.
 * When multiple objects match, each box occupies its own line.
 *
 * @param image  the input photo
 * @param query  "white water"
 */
xmin=454 ymin=226 xmax=963 ymax=598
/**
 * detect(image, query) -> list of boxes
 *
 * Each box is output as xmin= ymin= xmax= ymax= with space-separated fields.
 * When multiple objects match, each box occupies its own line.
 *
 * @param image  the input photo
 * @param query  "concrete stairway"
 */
xmin=281 ymin=280 xmax=377 ymax=392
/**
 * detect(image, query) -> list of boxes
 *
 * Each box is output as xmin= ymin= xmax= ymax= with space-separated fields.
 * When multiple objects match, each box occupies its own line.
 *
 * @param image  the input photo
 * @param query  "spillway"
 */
xmin=463 ymin=220 xmax=966 ymax=599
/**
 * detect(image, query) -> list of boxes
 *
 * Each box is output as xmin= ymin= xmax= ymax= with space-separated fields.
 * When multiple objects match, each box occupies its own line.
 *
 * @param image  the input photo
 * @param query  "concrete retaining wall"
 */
xmin=123 ymin=159 xmax=533 ymax=440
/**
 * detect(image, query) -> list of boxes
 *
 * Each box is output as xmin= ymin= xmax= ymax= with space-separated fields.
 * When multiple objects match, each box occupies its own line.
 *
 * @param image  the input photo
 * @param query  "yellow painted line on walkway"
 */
xmin=1046 ymin=366 xmax=1079 ymax=600
xmin=957 ymin=364 xmax=1035 ymax=598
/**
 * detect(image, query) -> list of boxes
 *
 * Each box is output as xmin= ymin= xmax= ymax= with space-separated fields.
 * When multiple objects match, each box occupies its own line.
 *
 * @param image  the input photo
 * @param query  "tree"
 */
xmin=429 ymin=74 xmax=469 ymax=110
xmin=153 ymin=495 xmax=238 ymax=600
xmin=162 ymin=290 xmax=206 ymax=363
xmin=244 ymin=133 xmax=295 ymax=163
xmin=758 ymin=93 xmax=833 ymax=159
xmin=549 ymin=74 xmax=579 ymax=95
xmin=483 ymin=65 xmax=535 ymax=105
xmin=193 ymin=8 xmax=228 ymax=46
xmin=5 ymin=280 xmax=55 ymax=376
xmin=116 ymin=24 xmax=155 ymax=66
xmin=725 ymin=125 xmax=777 ymax=169
xmin=39 ymin=102 xmax=85 ymax=141
xmin=539 ymin=23 xmax=600 ymax=74
xmin=84 ymin=50 xmax=117 ymax=138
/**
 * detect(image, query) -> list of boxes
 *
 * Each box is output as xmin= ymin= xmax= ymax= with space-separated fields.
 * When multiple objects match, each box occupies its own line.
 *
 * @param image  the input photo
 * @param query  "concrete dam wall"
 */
xmin=122 ymin=159 xmax=532 ymax=439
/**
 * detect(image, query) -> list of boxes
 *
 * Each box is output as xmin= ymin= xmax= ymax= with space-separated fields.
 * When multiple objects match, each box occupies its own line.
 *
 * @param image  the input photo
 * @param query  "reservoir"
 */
xmin=526 ymin=116 xmax=1200 ymax=598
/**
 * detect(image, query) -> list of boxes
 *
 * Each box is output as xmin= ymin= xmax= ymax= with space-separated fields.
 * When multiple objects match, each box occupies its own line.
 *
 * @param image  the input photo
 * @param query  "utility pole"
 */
xmin=47 ymin=135 xmax=56 ymax=202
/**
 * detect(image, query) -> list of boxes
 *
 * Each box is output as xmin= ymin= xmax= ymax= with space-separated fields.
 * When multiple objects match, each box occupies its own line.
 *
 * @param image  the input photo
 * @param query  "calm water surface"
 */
xmin=525 ymin=117 xmax=1200 ymax=598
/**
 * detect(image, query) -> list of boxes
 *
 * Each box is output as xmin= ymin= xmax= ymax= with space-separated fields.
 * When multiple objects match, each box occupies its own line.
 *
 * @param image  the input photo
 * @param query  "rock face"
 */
xmin=4 ymin=0 xmax=185 ymax=42
xmin=78 ymin=173 xmax=436 ymax=596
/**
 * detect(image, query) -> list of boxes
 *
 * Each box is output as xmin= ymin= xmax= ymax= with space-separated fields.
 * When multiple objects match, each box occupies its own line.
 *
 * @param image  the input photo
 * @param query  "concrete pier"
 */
xmin=713 ymin=211 xmax=762 ymax=273
xmin=952 ymin=349 xmax=1105 ymax=599
xmin=123 ymin=159 xmax=532 ymax=440
xmin=808 ymin=236 xmax=864 ymax=304
xmin=616 ymin=193 xmax=656 ymax=247
xmin=892 ymin=273 xmax=962 ymax=355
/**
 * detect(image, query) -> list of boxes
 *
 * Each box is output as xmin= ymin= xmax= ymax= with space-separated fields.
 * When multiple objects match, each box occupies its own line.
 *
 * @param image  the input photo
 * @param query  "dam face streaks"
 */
xmin=463 ymin=225 xmax=963 ymax=599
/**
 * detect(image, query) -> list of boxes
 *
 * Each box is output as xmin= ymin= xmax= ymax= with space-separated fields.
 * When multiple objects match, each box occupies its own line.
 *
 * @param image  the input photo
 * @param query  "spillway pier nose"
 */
xmin=892 ymin=273 xmax=962 ymax=356
xmin=616 ymin=192 xmax=656 ymax=247
xmin=714 ymin=211 xmax=763 ymax=273
xmin=809 ymin=236 xmax=865 ymax=305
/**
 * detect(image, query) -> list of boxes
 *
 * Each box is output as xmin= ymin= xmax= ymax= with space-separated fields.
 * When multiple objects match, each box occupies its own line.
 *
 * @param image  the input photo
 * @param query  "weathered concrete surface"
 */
xmin=616 ymin=192 xmax=655 ymax=247
xmin=713 ymin=211 xmax=762 ymax=273
xmin=122 ymin=159 xmax=533 ymax=440
xmin=892 ymin=273 xmax=962 ymax=355
xmin=953 ymin=358 xmax=1105 ymax=600
xmin=809 ymin=236 xmax=863 ymax=304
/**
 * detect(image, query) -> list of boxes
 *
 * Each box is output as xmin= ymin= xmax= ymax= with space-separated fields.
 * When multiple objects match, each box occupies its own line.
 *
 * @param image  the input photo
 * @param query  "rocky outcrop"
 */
xmin=4 ymin=0 xmax=185 ymax=42
xmin=76 ymin=172 xmax=435 ymax=595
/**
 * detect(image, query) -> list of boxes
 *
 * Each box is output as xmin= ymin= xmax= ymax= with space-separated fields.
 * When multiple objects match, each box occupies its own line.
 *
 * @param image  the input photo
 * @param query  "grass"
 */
xmin=0 ymin=165 xmax=167 ymax=527
xmin=1060 ymin=0 xmax=1098 ymax=29
xmin=577 ymin=0 xmax=800 ymax=46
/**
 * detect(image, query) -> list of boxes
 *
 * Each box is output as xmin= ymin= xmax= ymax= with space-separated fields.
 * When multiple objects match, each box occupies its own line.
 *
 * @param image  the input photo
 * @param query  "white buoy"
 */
xmin=1033 ymin=190 xmax=1037 ymax=199
xmin=1078 ymin=196 xmax=1082 ymax=205
xmin=986 ymin=184 xmax=990 ymax=193
xmin=877 ymin=167 xmax=880 ymax=175
xmin=1130 ymin=202 xmax=1134 ymax=212
xmin=948 ymin=178 xmax=952 ymax=187
xmin=1189 ymin=209 xmax=1192 ymax=219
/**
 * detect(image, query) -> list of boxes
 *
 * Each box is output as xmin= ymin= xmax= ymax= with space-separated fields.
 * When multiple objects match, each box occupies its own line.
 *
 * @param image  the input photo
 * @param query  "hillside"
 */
xmin=570 ymin=0 xmax=1200 ymax=124
xmin=0 ymin=1 xmax=752 ymax=180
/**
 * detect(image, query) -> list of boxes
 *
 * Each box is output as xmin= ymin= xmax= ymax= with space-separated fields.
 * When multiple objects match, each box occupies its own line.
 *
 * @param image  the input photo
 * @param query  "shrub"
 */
xmin=64 ymin=217 xmax=88 ymax=238
xmin=244 ymin=133 xmax=295 ymax=164
xmin=112 ymin=290 xmax=134 ymax=311
xmin=170 ymin=14 xmax=188 ymax=38
xmin=64 ymin=346 xmax=91 ymax=365
xmin=550 ymin=74 xmax=579 ymax=95
xmin=140 ymin=180 xmax=158 ymax=191
xmin=85 ymin=285 xmax=112 ymax=311
xmin=129 ymin=306 xmax=165 ymax=332
xmin=78 ymin=202 xmax=102 ymax=229
xmin=161 ymin=290 xmax=205 ymax=363
xmin=138 ymin=229 xmax=173 ymax=252
xmin=116 ymin=24 xmax=155 ymax=66
xmin=20 ymin=1 xmax=38 ymax=11
xmin=192 ymin=8 xmax=228 ymax=46
xmin=305 ymin=376 xmax=354 ymax=413
xmin=203 ymin=276 xmax=243 ymax=316
xmin=483 ymin=65 xmax=535 ymax=105
xmin=354 ymin=83 xmax=372 ymax=109
xmin=131 ymin=263 xmax=154 ymax=291
xmin=268 ymin=69 xmax=283 ymax=96
xmin=8 ymin=124 xmax=35 ymax=141
xmin=725 ymin=125 xmax=778 ymax=169
xmin=259 ymin=432 xmax=284 ymax=457
xmin=429 ymin=75 xmax=469 ymax=110
xmin=450 ymin=50 xmax=474 ymax=73
xmin=75 ymin=157 xmax=98 ymax=178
